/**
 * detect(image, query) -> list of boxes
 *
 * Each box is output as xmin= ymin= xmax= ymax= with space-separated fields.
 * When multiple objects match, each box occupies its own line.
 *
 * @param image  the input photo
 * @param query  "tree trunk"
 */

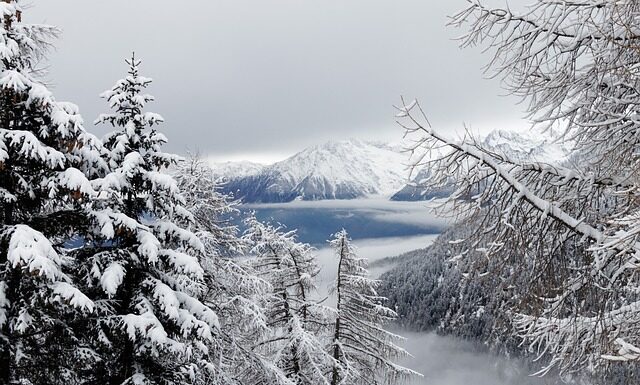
xmin=274 ymin=254 xmax=301 ymax=383
xmin=107 ymin=267 xmax=137 ymax=385
xmin=331 ymin=238 xmax=346 ymax=385
xmin=330 ymin=317 xmax=341 ymax=385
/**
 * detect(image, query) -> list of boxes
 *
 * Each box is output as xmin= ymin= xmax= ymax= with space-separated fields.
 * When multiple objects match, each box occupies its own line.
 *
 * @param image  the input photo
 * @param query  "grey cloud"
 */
xmin=30 ymin=0 xmax=526 ymax=161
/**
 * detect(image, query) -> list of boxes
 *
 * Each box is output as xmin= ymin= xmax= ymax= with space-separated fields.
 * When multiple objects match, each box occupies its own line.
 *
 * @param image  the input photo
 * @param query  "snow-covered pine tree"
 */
xmin=174 ymin=154 xmax=292 ymax=385
xmin=78 ymin=54 xmax=218 ymax=384
xmin=0 ymin=1 xmax=106 ymax=383
xmin=245 ymin=217 xmax=335 ymax=385
xmin=329 ymin=230 xmax=417 ymax=385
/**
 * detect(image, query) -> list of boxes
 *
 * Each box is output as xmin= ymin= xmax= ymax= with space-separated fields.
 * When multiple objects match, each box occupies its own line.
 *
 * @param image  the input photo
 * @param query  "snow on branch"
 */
xmin=396 ymin=98 xmax=607 ymax=245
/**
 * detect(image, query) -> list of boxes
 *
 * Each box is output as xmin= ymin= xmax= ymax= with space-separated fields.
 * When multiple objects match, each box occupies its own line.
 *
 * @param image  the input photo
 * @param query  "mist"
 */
xmin=242 ymin=198 xmax=448 ymax=245
xmin=400 ymin=332 xmax=555 ymax=385
xmin=311 ymin=234 xmax=562 ymax=385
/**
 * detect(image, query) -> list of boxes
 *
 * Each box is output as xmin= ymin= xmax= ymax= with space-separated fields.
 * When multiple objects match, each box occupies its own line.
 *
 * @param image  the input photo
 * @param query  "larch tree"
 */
xmin=0 ymin=1 xmax=106 ymax=383
xmin=396 ymin=0 xmax=640 ymax=378
xmin=329 ymin=230 xmax=417 ymax=385
xmin=245 ymin=217 xmax=335 ymax=385
xmin=76 ymin=54 xmax=219 ymax=385
xmin=174 ymin=154 xmax=243 ymax=257
xmin=174 ymin=154 xmax=291 ymax=385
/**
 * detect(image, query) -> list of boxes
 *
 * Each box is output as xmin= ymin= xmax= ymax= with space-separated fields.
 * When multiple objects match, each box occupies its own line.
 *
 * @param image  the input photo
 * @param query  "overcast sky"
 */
xmin=29 ymin=0 xmax=528 ymax=163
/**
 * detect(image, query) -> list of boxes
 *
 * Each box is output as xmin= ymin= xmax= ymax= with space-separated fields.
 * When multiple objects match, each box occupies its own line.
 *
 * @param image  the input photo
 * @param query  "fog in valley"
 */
xmin=243 ymin=198 xmax=449 ymax=246
xmin=308 ymin=226 xmax=561 ymax=385
xmin=400 ymin=332 xmax=555 ymax=385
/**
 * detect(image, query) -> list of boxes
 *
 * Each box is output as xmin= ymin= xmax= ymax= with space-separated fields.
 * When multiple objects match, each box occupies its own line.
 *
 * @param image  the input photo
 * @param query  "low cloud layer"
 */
xmin=246 ymin=198 xmax=451 ymax=229
xmin=400 ymin=332 xmax=555 ymax=385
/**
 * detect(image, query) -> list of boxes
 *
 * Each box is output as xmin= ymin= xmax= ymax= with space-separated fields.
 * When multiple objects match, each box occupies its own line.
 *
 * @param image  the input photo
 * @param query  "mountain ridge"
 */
xmin=211 ymin=131 xmax=570 ymax=203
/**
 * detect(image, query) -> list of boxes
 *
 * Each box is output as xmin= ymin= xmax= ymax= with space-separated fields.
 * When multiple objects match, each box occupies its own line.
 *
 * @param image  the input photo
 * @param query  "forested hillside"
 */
xmin=380 ymin=225 xmax=638 ymax=385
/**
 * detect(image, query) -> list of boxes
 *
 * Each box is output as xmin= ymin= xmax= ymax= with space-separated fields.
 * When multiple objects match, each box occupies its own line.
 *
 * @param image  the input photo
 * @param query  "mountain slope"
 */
xmin=212 ymin=139 xmax=410 ymax=203
xmin=482 ymin=129 xmax=570 ymax=163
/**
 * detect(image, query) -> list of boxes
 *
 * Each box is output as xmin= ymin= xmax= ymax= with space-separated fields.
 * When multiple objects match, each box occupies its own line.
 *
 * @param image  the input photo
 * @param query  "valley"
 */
xmin=252 ymin=198 xmax=559 ymax=385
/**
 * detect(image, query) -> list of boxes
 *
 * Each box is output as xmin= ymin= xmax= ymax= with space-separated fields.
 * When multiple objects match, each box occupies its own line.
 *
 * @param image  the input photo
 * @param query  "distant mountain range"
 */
xmin=211 ymin=139 xmax=409 ymax=202
xmin=211 ymin=130 xmax=571 ymax=203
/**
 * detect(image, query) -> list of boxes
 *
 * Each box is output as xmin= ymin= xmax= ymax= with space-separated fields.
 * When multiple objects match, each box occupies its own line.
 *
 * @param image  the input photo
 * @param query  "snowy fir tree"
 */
xmin=72 ymin=54 xmax=220 ymax=385
xmin=395 ymin=0 xmax=640 ymax=379
xmin=245 ymin=217 xmax=335 ymax=385
xmin=0 ymin=2 xmax=106 ymax=383
xmin=329 ymin=230 xmax=417 ymax=385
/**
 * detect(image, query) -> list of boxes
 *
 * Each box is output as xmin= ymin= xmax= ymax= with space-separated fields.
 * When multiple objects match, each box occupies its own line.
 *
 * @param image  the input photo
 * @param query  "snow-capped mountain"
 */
xmin=211 ymin=139 xmax=411 ymax=203
xmin=391 ymin=129 xmax=572 ymax=201
xmin=212 ymin=130 xmax=571 ymax=203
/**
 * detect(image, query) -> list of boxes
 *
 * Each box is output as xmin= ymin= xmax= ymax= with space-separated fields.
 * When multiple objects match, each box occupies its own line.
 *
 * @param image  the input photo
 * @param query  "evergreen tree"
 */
xmin=0 ymin=1 xmax=106 ymax=383
xmin=329 ymin=230 xmax=417 ymax=385
xmin=77 ymin=54 xmax=218 ymax=385
xmin=245 ymin=217 xmax=334 ymax=385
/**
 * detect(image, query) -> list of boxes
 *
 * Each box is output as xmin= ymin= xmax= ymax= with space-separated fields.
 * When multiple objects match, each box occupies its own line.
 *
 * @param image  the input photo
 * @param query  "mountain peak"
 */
xmin=482 ymin=128 xmax=570 ymax=163
xmin=210 ymin=160 xmax=265 ymax=178
xmin=215 ymin=138 xmax=410 ymax=203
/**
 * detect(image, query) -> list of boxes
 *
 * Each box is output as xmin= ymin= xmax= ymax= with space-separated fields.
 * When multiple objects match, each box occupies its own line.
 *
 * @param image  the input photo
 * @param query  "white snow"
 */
xmin=51 ymin=282 xmax=95 ymax=312
xmin=210 ymin=160 xmax=266 ymax=178
xmin=7 ymin=225 xmax=63 ymax=281
xmin=100 ymin=262 xmax=126 ymax=297
xmin=0 ymin=129 xmax=66 ymax=168
xmin=270 ymin=138 xmax=410 ymax=196
xmin=482 ymin=129 xmax=571 ymax=164
xmin=0 ymin=69 xmax=29 ymax=92
xmin=56 ymin=168 xmax=95 ymax=196
xmin=137 ymin=230 xmax=161 ymax=263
